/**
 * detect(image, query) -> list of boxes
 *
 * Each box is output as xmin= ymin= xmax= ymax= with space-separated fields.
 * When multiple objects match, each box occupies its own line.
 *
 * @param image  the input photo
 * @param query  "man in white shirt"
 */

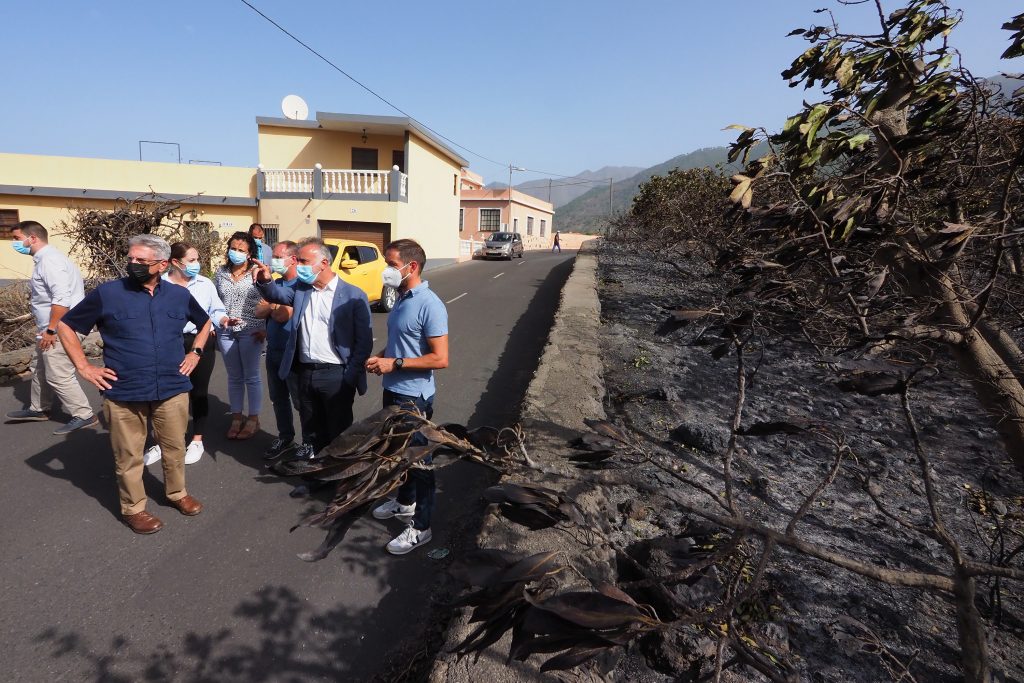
xmin=253 ymin=237 xmax=373 ymax=459
xmin=6 ymin=221 xmax=97 ymax=435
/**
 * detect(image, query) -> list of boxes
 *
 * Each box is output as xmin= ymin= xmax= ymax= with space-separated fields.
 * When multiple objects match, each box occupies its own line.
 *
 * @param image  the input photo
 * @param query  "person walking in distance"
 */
xmin=258 ymin=240 xmax=302 ymax=460
xmin=252 ymin=237 xmax=373 ymax=459
xmin=5 ymin=221 xmax=98 ymax=434
xmin=57 ymin=234 xmax=210 ymax=534
xmin=248 ymin=223 xmax=273 ymax=267
xmin=551 ymin=230 xmax=561 ymax=253
xmin=143 ymin=242 xmax=239 ymax=466
xmin=214 ymin=232 xmax=267 ymax=440
xmin=368 ymin=239 xmax=449 ymax=555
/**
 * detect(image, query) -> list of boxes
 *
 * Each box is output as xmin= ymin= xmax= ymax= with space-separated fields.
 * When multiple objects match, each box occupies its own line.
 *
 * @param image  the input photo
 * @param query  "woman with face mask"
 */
xmin=214 ymin=232 xmax=268 ymax=440
xmin=141 ymin=242 xmax=236 ymax=466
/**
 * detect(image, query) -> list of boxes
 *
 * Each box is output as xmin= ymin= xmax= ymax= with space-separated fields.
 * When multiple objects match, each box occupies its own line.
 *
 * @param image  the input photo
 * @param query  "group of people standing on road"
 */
xmin=8 ymin=220 xmax=448 ymax=555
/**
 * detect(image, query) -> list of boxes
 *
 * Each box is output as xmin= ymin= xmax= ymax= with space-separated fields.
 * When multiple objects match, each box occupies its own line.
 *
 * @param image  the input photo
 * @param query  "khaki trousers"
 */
xmin=104 ymin=392 xmax=190 ymax=516
xmin=30 ymin=334 xmax=94 ymax=420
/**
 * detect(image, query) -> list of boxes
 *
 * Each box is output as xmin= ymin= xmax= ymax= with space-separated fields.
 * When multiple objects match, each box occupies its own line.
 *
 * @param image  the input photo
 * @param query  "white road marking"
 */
xmin=445 ymin=292 xmax=468 ymax=304
xmin=493 ymin=272 xmax=505 ymax=279
xmin=516 ymin=260 xmax=526 ymax=266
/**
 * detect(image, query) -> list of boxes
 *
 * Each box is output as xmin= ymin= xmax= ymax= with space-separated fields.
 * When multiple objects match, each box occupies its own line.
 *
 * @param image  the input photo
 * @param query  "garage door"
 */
xmin=319 ymin=220 xmax=391 ymax=251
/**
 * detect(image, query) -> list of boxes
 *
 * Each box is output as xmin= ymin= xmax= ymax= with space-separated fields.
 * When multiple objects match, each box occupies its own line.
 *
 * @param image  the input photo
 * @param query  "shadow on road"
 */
xmin=20 ymin=391 xmax=275 ymax=520
xmin=467 ymin=255 xmax=576 ymax=429
xmin=31 ymin=574 xmax=442 ymax=682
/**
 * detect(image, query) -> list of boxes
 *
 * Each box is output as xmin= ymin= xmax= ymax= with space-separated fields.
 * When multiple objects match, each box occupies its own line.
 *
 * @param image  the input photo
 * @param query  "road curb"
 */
xmin=427 ymin=239 xmax=613 ymax=682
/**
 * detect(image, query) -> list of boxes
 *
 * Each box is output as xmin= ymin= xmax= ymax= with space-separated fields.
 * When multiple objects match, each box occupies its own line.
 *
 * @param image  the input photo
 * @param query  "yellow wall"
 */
xmin=0 ymin=193 xmax=256 ymax=279
xmin=0 ymin=152 xmax=258 ymax=279
xmin=395 ymin=133 xmax=461 ymax=265
xmin=0 ymin=122 xmax=465 ymax=277
xmin=258 ymin=197 xmax=400 ymax=243
xmin=0 ymin=152 xmax=255 ymax=197
xmin=257 ymin=126 xmax=405 ymax=170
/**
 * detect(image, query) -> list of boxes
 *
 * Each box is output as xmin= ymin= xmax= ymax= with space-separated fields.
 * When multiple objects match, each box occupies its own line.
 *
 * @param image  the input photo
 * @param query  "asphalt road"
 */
xmin=0 ymin=250 xmax=576 ymax=682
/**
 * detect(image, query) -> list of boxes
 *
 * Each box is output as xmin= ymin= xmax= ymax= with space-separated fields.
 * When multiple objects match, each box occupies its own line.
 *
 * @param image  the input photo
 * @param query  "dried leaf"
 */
xmin=530 ymin=592 xmax=650 ymax=630
xmin=540 ymin=645 xmax=608 ymax=672
xmin=495 ymin=551 xmax=563 ymax=585
xmin=583 ymin=419 xmax=632 ymax=445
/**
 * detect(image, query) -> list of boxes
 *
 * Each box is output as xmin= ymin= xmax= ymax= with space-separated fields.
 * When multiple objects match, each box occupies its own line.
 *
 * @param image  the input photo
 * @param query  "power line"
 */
xmin=517 ymin=166 xmax=622 ymax=183
xmin=517 ymin=178 xmax=614 ymax=190
xmin=237 ymin=0 xmax=509 ymax=170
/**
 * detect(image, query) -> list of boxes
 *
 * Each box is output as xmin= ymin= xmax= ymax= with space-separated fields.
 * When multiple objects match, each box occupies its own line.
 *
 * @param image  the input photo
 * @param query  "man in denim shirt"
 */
xmin=367 ymin=239 xmax=449 ymax=555
xmin=58 ymin=234 xmax=212 ymax=535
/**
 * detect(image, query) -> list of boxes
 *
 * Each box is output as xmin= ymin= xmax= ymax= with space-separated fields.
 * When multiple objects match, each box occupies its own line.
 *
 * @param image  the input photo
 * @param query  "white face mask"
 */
xmin=381 ymin=263 xmax=411 ymax=288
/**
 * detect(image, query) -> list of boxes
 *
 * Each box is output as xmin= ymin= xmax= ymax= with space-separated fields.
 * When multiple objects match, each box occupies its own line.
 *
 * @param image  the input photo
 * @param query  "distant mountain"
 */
xmin=486 ymin=166 xmax=643 ymax=207
xmin=554 ymin=146 xmax=744 ymax=234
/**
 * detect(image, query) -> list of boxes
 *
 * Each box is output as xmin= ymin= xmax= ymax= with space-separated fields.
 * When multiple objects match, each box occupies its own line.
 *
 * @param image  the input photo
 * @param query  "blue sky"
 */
xmin=2 ymin=1 xmax=1020 ymax=184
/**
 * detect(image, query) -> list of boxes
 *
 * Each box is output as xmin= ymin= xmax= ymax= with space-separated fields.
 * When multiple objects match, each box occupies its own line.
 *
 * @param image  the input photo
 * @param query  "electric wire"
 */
xmin=237 ymin=0 xmax=508 ymax=170
xmin=238 ymin=0 xmax=618 ymax=185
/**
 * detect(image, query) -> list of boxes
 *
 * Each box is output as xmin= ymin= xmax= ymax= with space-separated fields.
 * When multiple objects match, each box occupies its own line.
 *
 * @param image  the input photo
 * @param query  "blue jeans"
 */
xmin=218 ymin=330 xmax=264 ymax=415
xmin=266 ymin=348 xmax=300 ymax=443
xmin=384 ymin=389 xmax=435 ymax=531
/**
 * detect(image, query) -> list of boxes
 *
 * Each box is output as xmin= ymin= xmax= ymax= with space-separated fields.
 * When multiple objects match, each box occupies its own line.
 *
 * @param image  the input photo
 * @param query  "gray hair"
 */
xmin=128 ymin=234 xmax=171 ymax=260
xmin=297 ymin=237 xmax=332 ymax=264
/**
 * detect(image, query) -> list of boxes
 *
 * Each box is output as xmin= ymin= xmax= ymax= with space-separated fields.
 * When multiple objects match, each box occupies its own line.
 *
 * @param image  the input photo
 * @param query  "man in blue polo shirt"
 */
xmin=367 ymin=238 xmax=449 ymax=555
xmin=57 ymin=234 xmax=212 ymax=535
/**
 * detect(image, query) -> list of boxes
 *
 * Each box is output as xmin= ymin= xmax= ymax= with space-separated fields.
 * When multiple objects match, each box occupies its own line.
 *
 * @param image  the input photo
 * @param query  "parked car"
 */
xmin=483 ymin=232 xmax=524 ymax=260
xmin=323 ymin=238 xmax=398 ymax=311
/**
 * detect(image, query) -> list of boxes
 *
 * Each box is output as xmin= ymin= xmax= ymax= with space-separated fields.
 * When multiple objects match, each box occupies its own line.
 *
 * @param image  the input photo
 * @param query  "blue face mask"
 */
xmin=184 ymin=262 xmax=202 ymax=278
xmin=12 ymin=240 xmax=31 ymax=255
xmin=271 ymin=258 xmax=287 ymax=275
xmin=228 ymin=249 xmax=248 ymax=266
xmin=295 ymin=264 xmax=317 ymax=284
xmin=254 ymin=238 xmax=262 ymax=246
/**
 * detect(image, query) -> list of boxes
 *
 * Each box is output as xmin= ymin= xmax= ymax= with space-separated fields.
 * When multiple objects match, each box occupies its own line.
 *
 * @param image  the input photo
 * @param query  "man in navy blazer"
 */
xmin=253 ymin=237 xmax=373 ymax=459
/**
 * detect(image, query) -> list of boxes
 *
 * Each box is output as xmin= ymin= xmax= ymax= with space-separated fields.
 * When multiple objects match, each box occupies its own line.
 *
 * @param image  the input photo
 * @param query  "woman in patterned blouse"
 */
xmin=214 ymin=231 xmax=267 ymax=439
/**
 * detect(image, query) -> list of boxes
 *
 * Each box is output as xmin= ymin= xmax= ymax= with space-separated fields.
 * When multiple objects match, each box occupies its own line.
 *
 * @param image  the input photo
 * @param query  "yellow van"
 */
xmin=323 ymin=238 xmax=398 ymax=312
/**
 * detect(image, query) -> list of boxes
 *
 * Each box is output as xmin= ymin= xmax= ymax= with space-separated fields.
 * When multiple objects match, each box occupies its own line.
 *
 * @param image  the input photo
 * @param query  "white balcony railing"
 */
xmin=262 ymin=168 xmax=314 ymax=193
xmin=323 ymin=169 xmax=388 ymax=195
xmin=261 ymin=168 xmax=408 ymax=198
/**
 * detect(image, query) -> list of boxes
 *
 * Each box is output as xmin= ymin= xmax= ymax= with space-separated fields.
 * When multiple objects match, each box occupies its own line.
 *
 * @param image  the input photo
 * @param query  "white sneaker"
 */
xmin=143 ymin=445 xmax=162 ymax=466
xmin=373 ymin=498 xmax=416 ymax=520
xmin=184 ymin=440 xmax=205 ymax=465
xmin=387 ymin=527 xmax=432 ymax=555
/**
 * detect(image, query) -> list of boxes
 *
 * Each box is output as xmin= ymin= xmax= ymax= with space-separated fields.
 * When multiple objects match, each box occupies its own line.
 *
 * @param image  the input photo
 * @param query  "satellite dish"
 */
xmin=281 ymin=95 xmax=309 ymax=121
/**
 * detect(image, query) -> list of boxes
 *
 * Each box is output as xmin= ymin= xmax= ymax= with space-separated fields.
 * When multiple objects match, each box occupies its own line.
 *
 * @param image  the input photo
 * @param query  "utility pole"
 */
xmin=608 ymin=178 xmax=613 ymax=217
xmin=507 ymin=164 xmax=525 ymax=231
xmin=548 ymin=178 xmax=552 ymax=203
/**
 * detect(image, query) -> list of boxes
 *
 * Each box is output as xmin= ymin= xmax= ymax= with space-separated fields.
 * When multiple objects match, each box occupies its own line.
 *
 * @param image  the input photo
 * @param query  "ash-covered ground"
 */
xmin=595 ymin=240 xmax=1024 ymax=682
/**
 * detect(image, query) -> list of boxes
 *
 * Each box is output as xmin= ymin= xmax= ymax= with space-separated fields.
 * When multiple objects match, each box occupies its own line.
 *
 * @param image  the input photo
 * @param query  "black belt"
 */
xmin=296 ymin=360 xmax=343 ymax=370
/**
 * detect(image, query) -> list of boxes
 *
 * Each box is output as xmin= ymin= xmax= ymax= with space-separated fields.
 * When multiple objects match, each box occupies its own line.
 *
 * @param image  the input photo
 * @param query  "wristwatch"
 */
xmin=45 ymin=328 xmax=57 ymax=336
xmin=394 ymin=357 xmax=404 ymax=370
xmin=192 ymin=347 xmax=204 ymax=357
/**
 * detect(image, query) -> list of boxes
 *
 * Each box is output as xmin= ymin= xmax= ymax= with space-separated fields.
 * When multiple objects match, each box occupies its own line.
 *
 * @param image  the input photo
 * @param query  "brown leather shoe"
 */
xmin=170 ymin=495 xmax=203 ymax=516
xmin=123 ymin=510 xmax=163 ymax=534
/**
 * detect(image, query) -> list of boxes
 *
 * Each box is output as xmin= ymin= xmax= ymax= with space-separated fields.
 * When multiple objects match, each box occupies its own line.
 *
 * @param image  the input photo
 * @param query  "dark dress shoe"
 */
xmin=170 ymin=495 xmax=203 ymax=516
xmin=124 ymin=511 xmax=163 ymax=534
